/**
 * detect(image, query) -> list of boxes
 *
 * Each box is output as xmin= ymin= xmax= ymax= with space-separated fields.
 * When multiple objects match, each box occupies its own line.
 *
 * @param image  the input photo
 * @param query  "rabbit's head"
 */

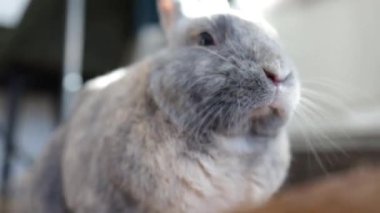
xmin=150 ymin=0 xmax=300 ymax=144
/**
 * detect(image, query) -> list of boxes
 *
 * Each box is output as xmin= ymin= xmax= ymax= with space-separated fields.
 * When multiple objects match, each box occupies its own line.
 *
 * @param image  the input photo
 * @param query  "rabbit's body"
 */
xmin=21 ymin=1 xmax=300 ymax=212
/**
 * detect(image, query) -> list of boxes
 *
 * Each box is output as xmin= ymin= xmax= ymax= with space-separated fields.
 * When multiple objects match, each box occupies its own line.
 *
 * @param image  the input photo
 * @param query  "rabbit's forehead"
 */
xmin=216 ymin=15 xmax=276 ymax=44
xmin=227 ymin=13 xmax=276 ymax=36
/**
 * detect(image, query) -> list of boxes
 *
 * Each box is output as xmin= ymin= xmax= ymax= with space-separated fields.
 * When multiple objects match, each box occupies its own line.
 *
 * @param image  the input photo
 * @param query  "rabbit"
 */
xmin=19 ymin=0 xmax=300 ymax=212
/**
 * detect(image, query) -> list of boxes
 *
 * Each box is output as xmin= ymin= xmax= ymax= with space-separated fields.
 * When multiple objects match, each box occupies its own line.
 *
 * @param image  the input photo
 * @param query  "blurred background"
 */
xmin=0 ymin=0 xmax=378 ymax=199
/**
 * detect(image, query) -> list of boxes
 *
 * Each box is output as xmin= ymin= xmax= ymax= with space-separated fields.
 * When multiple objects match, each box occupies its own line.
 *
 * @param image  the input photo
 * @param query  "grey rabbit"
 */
xmin=17 ymin=0 xmax=300 ymax=212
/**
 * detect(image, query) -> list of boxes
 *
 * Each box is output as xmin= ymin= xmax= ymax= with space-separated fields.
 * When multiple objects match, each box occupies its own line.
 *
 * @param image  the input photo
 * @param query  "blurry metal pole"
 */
xmin=1 ymin=75 xmax=23 ymax=198
xmin=61 ymin=0 xmax=86 ymax=120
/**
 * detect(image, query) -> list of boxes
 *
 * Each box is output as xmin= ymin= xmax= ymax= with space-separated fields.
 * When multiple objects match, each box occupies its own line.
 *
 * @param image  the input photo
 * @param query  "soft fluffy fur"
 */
xmin=19 ymin=0 xmax=300 ymax=212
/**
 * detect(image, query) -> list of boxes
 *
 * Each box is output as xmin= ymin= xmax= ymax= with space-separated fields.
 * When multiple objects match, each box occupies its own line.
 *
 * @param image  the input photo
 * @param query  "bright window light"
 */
xmin=232 ymin=0 xmax=283 ymax=16
xmin=0 ymin=0 xmax=31 ymax=28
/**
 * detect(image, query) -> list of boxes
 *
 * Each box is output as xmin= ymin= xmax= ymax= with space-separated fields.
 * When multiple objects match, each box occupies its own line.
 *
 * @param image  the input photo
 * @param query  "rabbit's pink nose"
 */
xmin=263 ymin=68 xmax=281 ymax=86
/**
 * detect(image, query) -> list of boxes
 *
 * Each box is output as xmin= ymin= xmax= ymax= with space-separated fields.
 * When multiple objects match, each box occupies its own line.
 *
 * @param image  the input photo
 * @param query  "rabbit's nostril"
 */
xmin=263 ymin=68 xmax=280 ymax=85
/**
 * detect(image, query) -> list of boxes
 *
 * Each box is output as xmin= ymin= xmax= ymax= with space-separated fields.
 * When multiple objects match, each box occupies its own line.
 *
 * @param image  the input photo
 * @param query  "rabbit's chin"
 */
xmin=250 ymin=106 xmax=274 ymax=118
xmin=216 ymin=107 xmax=286 ymax=139
xmin=249 ymin=109 xmax=287 ymax=136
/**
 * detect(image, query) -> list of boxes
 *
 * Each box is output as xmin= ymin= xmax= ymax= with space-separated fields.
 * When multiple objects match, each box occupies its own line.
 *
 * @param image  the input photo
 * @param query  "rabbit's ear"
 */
xmin=157 ymin=0 xmax=182 ymax=37
xmin=157 ymin=0 xmax=230 ymax=36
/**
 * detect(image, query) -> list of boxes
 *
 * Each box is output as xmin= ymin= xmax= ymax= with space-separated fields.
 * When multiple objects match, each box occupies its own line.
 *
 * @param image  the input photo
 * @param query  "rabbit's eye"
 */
xmin=198 ymin=32 xmax=215 ymax=46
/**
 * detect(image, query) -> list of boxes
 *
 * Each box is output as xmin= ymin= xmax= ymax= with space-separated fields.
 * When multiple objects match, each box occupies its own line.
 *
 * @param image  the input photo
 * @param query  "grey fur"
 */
xmin=18 ymin=8 xmax=299 ymax=213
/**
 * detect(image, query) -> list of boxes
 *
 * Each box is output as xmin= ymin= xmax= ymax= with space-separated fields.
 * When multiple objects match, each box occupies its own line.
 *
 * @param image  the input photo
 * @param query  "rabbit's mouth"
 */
xmin=247 ymin=106 xmax=285 ymax=136
xmin=250 ymin=100 xmax=287 ymax=120
xmin=245 ymin=88 xmax=295 ymax=137
xmin=250 ymin=106 xmax=274 ymax=119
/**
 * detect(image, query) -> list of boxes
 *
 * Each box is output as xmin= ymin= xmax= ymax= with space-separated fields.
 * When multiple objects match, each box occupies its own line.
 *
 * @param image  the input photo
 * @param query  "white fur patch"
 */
xmin=85 ymin=67 xmax=127 ymax=90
